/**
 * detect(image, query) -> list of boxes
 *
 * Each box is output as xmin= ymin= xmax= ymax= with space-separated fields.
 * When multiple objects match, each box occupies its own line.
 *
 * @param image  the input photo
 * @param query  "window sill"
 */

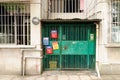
xmin=105 ymin=43 xmax=120 ymax=48
xmin=0 ymin=45 xmax=36 ymax=49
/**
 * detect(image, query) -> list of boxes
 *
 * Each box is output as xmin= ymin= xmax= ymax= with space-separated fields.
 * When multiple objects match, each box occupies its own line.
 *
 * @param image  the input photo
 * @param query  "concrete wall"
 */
xmin=0 ymin=49 xmax=21 ymax=74
xmin=49 ymin=13 xmax=85 ymax=19
xmin=99 ymin=47 xmax=120 ymax=74
xmin=86 ymin=0 xmax=120 ymax=74
xmin=0 ymin=0 xmax=43 ymax=75
xmin=22 ymin=49 xmax=42 ymax=75
xmin=0 ymin=48 xmax=42 ymax=75
xmin=30 ymin=0 xmax=42 ymax=49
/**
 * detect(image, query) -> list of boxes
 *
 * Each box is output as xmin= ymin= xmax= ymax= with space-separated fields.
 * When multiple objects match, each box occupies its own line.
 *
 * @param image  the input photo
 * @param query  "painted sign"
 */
xmin=52 ymin=41 xmax=59 ymax=50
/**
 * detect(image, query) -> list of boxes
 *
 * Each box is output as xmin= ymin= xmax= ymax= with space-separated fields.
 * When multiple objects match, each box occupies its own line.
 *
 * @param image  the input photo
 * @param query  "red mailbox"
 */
xmin=51 ymin=30 xmax=58 ymax=39
xmin=46 ymin=46 xmax=53 ymax=54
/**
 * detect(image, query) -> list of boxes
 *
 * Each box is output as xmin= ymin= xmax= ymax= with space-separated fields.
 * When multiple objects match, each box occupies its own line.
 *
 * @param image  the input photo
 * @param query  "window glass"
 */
xmin=111 ymin=1 xmax=120 ymax=42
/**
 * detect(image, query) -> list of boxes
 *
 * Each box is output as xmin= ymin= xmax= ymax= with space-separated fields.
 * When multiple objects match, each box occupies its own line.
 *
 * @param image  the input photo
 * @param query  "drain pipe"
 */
xmin=95 ymin=23 xmax=101 ymax=78
xmin=96 ymin=62 xmax=101 ymax=78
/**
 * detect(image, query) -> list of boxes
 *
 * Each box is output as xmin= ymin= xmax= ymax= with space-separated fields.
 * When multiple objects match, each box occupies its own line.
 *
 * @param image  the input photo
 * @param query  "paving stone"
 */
xmin=0 ymin=78 xmax=12 ymax=80
xmin=1 ymin=72 xmax=120 ymax=80
xmin=90 ymin=75 xmax=100 ymax=80
xmin=0 ymin=75 xmax=18 ymax=80
xmin=101 ymin=75 xmax=114 ymax=80
xmin=46 ymin=75 xmax=57 ymax=80
xmin=35 ymin=77 xmax=46 ymax=80
xmin=58 ymin=75 xmax=69 ymax=80
xmin=69 ymin=75 xmax=80 ymax=80
xmin=80 ymin=75 xmax=91 ymax=80
xmin=110 ymin=75 xmax=120 ymax=80
xmin=23 ymin=76 xmax=40 ymax=80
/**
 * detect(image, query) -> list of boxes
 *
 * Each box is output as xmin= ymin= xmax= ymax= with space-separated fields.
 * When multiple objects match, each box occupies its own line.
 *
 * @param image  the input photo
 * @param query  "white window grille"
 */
xmin=49 ymin=0 xmax=84 ymax=13
xmin=0 ymin=3 xmax=30 ymax=45
xmin=111 ymin=0 xmax=120 ymax=42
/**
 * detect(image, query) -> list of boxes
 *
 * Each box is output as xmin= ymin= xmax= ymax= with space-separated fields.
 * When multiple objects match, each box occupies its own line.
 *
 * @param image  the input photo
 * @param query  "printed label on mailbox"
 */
xmin=43 ymin=37 xmax=49 ymax=45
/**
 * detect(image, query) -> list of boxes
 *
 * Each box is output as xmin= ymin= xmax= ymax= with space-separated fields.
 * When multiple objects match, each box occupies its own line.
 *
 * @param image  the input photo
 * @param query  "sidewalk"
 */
xmin=101 ymin=74 xmax=120 ymax=80
xmin=0 ymin=71 xmax=101 ymax=80
xmin=0 ymin=75 xmax=120 ymax=80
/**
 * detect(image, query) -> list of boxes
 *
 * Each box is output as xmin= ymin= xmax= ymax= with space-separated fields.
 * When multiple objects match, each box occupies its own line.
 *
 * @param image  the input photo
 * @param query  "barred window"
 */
xmin=49 ymin=0 xmax=83 ymax=13
xmin=0 ymin=3 xmax=30 ymax=45
xmin=111 ymin=0 xmax=120 ymax=42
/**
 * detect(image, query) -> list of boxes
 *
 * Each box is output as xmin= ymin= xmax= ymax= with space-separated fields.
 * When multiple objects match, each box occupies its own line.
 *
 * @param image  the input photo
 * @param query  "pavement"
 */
xmin=101 ymin=75 xmax=120 ymax=80
xmin=0 ymin=71 xmax=119 ymax=80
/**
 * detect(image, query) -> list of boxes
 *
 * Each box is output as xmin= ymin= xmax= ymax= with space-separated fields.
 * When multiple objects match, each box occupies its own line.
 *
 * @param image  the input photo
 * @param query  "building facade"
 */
xmin=0 ymin=0 xmax=120 ymax=75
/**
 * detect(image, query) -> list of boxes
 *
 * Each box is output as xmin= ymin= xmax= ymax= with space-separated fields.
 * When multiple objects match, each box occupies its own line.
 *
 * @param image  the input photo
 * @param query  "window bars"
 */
xmin=0 ymin=2 xmax=30 ymax=45
xmin=111 ymin=0 xmax=120 ymax=42
xmin=49 ymin=0 xmax=84 ymax=13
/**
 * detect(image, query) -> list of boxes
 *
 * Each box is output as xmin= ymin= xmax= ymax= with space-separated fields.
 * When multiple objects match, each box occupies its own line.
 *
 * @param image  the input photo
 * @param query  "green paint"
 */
xmin=62 ymin=41 xmax=89 ymax=54
xmin=42 ymin=23 xmax=96 ymax=70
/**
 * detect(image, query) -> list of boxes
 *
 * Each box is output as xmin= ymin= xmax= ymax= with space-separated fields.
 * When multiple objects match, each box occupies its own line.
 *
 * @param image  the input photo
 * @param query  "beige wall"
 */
xmin=0 ymin=48 xmax=42 ymax=75
xmin=86 ymin=0 xmax=109 ymax=64
xmin=0 ymin=0 xmax=42 ymax=75
xmin=107 ymin=48 xmax=120 ymax=63
xmin=85 ymin=0 xmax=120 ymax=74
xmin=0 ymin=49 xmax=21 ymax=74
xmin=30 ymin=0 xmax=41 ymax=49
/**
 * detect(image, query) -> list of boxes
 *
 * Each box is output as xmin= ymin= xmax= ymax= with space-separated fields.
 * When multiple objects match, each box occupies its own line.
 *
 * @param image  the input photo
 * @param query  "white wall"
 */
xmin=0 ymin=49 xmax=21 ymax=74
xmin=86 ymin=0 xmax=120 ymax=74
xmin=0 ymin=0 xmax=43 ymax=75
xmin=0 ymin=48 xmax=42 ymax=75
xmin=41 ymin=0 xmax=48 ymax=19
xmin=30 ymin=0 xmax=42 ymax=49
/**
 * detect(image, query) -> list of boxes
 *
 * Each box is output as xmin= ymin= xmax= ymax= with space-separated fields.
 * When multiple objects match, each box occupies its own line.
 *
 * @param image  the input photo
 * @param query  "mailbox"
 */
xmin=46 ymin=46 xmax=53 ymax=54
xmin=51 ymin=30 xmax=58 ymax=38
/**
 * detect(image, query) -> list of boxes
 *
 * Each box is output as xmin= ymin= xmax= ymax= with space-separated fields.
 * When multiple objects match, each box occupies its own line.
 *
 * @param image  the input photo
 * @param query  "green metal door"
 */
xmin=42 ymin=23 xmax=96 ymax=70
